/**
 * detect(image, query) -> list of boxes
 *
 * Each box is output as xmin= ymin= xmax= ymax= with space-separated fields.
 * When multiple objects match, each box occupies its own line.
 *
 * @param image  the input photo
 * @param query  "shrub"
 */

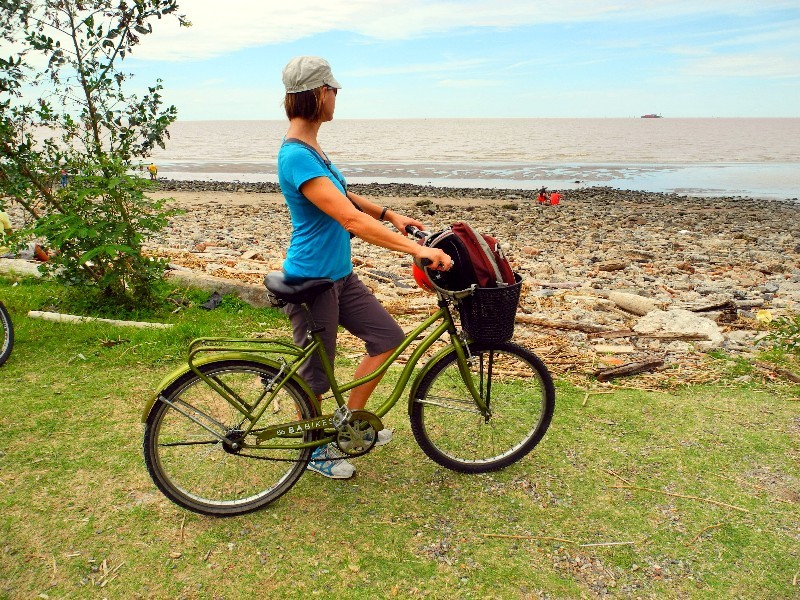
xmin=0 ymin=0 xmax=188 ymax=308
xmin=763 ymin=314 xmax=800 ymax=354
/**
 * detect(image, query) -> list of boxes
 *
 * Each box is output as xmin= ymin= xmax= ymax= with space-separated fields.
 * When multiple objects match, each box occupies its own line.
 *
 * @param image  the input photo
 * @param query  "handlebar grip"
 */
xmin=405 ymin=225 xmax=430 ymax=239
xmin=407 ymin=226 xmax=432 ymax=267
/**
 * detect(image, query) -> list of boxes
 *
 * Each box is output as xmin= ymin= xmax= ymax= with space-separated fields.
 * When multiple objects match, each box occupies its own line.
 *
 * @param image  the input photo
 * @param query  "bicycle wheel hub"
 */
xmin=222 ymin=429 xmax=246 ymax=454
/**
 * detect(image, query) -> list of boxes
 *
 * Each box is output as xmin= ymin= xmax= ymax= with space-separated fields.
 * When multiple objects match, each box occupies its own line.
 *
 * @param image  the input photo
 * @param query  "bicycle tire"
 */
xmin=0 ymin=301 xmax=13 ymax=367
xmin=410 ymin=342 xmax=554 ymax=473
xmin=143 ymin=360 xmax=317 ymax=516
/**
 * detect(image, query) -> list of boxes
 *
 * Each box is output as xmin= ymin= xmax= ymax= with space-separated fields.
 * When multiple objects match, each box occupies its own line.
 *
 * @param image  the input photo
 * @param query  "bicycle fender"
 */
xmin=141 ymin=352 xmax=318 ymax=422
xmin=407 ymin=343 xmax=458 ymax=415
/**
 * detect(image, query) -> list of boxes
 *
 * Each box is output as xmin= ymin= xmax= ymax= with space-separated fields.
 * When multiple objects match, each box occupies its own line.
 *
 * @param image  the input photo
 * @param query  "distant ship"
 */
xmin=641 ymin=113 xmax=663 ymax=118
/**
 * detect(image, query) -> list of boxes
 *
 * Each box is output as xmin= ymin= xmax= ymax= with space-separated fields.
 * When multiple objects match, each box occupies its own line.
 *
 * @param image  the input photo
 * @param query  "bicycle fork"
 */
xmin=451 ymin=337 xmax=492 ymax=421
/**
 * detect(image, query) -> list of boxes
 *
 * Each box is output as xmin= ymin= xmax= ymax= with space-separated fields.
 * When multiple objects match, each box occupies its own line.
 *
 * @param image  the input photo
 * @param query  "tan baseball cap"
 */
xmin=282 ymin=56 xmax=342 ymax=94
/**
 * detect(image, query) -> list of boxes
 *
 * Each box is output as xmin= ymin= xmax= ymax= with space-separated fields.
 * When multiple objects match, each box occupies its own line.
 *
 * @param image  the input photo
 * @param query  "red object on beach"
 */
xmin=549 ymin=192 xmax=561 ymax=205
xmin=33 ymin=244 xmax=49 ymax=262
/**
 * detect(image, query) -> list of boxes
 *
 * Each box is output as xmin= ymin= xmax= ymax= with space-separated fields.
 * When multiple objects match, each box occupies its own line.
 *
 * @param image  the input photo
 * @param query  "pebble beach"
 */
xmin=146 ymin=180 xmax=800 ymax=384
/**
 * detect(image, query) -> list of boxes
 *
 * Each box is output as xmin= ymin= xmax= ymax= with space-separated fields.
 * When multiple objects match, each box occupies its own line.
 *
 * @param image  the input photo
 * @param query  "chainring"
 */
xmin=335 ymin=419 xmax=378 ymax=456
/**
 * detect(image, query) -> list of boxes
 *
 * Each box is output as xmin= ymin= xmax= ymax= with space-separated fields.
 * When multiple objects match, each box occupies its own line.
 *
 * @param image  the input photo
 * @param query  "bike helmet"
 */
xmin=412 ymin=261 xmax=435 ymax=293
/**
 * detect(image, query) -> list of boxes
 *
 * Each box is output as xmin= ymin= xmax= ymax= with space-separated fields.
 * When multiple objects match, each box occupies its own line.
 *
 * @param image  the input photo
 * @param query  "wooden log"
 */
xmin=683 ymin=299 xmax=735 ymax=313
xmin=587 ymin=329 xmax=636 ymax=339
xmin=593 ymin=344 xmax=637 ymax=354
xmin=530 ymin=281 xmax=583 ymax=289
xmin=595 ymin=356 xmax=665 ymax=382
xmin=28 ymin=311 xmax=173 ymax=329
xmin=588 ymin=329 xmax=710 ymax=341
xmin=606 ymin=291 xmax=660 ymax=316
xmin=753 ymin=361 xmax=800 ymax=384
xmin=515 ymin=314 xmax=613 ymax=333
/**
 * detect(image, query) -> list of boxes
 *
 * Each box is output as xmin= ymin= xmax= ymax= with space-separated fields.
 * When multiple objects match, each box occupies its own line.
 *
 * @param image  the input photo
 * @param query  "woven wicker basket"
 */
xmin=458 ymin=273 xmax=522 ymax=343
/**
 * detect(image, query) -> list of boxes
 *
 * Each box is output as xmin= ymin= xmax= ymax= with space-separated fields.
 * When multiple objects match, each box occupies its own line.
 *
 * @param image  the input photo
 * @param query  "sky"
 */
xmin=120 ymin=0 xmax=800 ymax=121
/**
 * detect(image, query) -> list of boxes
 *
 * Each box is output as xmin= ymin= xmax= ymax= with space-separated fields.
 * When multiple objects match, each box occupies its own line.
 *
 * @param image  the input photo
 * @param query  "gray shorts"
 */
xmin=283 ymin=273 xmax=405 ymax=395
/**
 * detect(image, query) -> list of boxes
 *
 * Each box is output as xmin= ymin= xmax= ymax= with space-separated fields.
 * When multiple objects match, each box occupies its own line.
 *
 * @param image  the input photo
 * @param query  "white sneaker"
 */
xmin=360 ymin=428 xmax=394 ymax=448
xmin=373 ymin=429 xmax=393 ymax=447
xmin=306 ymin=444 xmax=356 ymax=479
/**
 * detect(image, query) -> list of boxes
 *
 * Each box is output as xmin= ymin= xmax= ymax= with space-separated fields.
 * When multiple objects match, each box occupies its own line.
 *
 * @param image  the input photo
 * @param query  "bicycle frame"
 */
xmin=142 ymin=297 xmax=487 ymax=452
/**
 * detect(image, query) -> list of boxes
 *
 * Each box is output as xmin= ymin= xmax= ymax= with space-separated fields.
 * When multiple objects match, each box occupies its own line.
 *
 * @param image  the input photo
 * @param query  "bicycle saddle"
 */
xmin=263 ymin=271 xmax=334 ymax=305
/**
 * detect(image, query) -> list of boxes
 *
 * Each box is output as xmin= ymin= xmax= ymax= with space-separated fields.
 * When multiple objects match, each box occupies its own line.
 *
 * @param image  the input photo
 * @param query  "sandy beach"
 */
xmin=143 ymin=181 xmax=800 ymax=384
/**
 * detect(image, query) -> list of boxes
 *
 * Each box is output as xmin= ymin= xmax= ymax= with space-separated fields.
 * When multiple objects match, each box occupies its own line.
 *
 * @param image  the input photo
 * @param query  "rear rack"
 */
xmin=187 ymin=337 xmax=304 ymax=366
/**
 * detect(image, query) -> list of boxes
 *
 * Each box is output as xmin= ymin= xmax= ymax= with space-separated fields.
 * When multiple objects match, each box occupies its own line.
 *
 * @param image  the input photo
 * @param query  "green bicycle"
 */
xmin=142 ymin=231 xmax=555 ymax=517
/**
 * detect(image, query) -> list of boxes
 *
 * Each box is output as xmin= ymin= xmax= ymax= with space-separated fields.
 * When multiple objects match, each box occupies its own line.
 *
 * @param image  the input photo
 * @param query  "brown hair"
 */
xmin=283 ymin=87 xmax=325 ymax=121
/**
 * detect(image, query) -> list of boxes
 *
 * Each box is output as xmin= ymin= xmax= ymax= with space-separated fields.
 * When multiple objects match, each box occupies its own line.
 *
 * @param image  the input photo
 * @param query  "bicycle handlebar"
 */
xmin=405 ymin=225 xmax=433 ymax=266
xmin=405 ymin=225 xmax=429 ymax=239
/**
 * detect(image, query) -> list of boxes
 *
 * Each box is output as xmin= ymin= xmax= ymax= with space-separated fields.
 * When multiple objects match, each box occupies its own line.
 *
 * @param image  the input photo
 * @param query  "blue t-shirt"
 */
xmin=278 ymin=141 xmax=352 ymax=281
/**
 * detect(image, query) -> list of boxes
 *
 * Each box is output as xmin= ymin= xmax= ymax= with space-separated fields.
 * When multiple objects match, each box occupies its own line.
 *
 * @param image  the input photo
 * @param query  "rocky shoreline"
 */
xmin=145 ymin=179 xmax=800 ymax=383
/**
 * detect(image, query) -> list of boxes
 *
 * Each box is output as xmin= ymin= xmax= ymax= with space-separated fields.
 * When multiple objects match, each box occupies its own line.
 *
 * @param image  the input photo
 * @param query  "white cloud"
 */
xmin=133 ymin=0 xmax=800 ymax=62
xmin=681 ymin=53 xmax=800 ymax=79
xmin=346 ymin=59 xmax=490 ymax=78
xmin=437 ymin=78 xmax=501 ymax=88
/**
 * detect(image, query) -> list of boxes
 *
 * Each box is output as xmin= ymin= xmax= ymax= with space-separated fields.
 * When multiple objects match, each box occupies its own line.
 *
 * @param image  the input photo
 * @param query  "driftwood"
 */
xmin=588 ymin=329 xmax=710 ymax=341
xmin=752 ymin=361 xmax=800 ymax=384
xmin=684 ymin=299 xmax=736 ymax=313
xmin=609 ymin=484 xmax=749 ymax=513
xmin=530 ymin=281 xmax=583 ymax=289
xmin=480 ymin=533 xmax=634 ymax=548
xmin=595 ymin=356 xmax=665 ymax=381
xmin=515 ymin=314 xmax=613 ymax=333
xmin=28 ymin=311 xmax=173 ymax=329
xmin=606 ymin=291 xmax=660 ymax=316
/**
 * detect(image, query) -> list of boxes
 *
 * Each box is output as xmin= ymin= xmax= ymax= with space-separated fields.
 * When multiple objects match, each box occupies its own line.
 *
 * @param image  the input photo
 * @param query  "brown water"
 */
xmin=149 ymin=118 xmax=800 ymax=199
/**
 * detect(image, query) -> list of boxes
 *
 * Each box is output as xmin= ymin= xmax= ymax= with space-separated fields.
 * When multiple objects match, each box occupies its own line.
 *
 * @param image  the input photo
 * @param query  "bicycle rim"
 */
xmin=410 ymin=342 xmax=554 ymax=473
xmin=0 ymin=302 xmax=13 ymax=367
xmin=143 ymin=360 xmax=316 ymax=516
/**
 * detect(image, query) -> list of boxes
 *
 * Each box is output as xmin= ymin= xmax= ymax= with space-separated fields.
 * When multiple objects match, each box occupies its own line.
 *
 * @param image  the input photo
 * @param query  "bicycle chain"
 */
xmin=232 ymin=412 xmax=377 ymax=463
xmin=236 ymin=446 xmax=371 ymax=463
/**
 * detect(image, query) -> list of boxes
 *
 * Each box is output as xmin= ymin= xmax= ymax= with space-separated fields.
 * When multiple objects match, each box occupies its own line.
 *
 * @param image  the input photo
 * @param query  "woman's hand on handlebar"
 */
xmin=391 ymin=213 xmax=425 ymax=236
xmin=404 ymin=225 xmax=452 ymax=270
xmin=417 ymin=246 xmax=453 ymax=271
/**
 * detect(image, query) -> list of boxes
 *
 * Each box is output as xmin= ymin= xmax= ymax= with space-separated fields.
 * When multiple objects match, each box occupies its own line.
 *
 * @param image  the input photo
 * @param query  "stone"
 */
xmin=0 ymin=258 xmax=43 ymax=277
xmin=596 ymin=260 xmax=628 ymax=272
xmin=165 ymin=271 xmax=272 ymax=308
xmin=103 ymin=181 xmax=800 ymax=360
xmin=633 ymin=309 xmax=724 ymax=350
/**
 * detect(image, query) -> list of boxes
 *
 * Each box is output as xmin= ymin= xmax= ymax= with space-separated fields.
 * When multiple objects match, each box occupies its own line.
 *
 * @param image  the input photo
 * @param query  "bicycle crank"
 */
xmin=334 ymin=410 xmax=384 ymax=456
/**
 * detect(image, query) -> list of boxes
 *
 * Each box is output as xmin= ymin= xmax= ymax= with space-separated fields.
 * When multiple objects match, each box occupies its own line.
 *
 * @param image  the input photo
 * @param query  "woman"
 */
xmin=277 ymin=56 xmax=452 ymax=479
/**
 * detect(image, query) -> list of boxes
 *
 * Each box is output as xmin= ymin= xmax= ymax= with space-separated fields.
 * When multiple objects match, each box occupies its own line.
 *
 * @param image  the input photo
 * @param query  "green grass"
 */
xmin=1 ymin=274 xmax=799 ymax=598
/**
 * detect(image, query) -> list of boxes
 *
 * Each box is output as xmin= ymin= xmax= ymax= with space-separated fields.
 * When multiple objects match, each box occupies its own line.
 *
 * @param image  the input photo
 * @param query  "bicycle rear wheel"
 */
xmin=143 ymin=360 xmax=317 ymax=516
xmin=0 ymin=301 xmax=13 ymax=367
xmin=410 ymin=342 xmax=554 ymax=473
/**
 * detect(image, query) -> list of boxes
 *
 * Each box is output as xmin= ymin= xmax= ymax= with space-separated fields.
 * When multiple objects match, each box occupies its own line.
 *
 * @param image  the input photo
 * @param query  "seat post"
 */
xmin=300 ymin=302 xmax=326 ymax=339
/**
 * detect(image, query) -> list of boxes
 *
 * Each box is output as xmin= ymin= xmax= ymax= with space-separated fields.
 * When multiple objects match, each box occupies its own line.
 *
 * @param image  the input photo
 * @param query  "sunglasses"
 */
xmin=324 ymin=85 xmax=338 ymax=96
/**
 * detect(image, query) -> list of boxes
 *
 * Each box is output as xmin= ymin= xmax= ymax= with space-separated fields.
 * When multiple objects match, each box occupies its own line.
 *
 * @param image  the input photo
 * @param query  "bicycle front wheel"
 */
xmin=0 ymin=301 xmax=13 ymax=367
xmin=410 ymin=342 xmax=554 ymax=473
xmin=143 ymin=360 xmax=317 ymax=516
